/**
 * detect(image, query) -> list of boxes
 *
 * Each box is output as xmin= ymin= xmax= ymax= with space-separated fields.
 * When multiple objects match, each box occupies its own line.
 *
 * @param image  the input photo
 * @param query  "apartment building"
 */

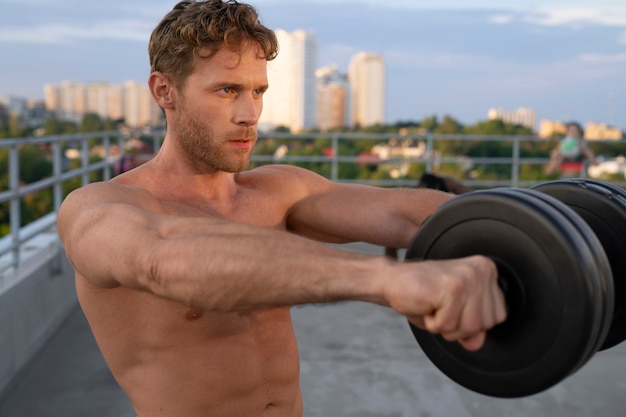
xmin=44 ymin=81 xmax=162 ymax=128
xmin=348 ymin=52 xmax=385 ymax=128
xmin=488 ymin=107 xmax=537 ymax=132
xmin=316 ymin=65 xmax=350 ymax=131
xmin=260 ymin=29 xmax=318 ymax=132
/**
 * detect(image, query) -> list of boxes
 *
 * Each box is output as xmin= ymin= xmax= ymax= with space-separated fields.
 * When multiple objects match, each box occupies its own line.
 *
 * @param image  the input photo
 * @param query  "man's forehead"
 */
xmin=197 ymin=41 xmax=268 ymax=62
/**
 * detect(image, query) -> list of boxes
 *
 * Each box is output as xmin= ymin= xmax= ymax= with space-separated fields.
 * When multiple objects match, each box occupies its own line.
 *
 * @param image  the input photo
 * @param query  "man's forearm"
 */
xmin=144 ymin=217 xmax=391 ymax=311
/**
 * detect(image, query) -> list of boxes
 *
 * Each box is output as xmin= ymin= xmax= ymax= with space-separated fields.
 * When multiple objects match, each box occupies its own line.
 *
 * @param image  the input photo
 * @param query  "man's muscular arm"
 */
xmin=282 ymin=165 xmax=452 ymax=248
xmin=57 ymin=180 xmax=505 ymax=350
xmin=58 ymin=181 xmax=391 ymax=309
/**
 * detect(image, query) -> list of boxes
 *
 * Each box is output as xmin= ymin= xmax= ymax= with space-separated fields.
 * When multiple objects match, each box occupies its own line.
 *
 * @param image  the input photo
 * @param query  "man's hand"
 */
xmin=385 ymin=255 xmax=507 ymax=351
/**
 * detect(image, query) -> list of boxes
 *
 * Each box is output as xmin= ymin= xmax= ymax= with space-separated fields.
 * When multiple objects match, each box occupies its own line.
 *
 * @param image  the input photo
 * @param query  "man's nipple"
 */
xmin=185 ymin=308 xmax=204 ymax=321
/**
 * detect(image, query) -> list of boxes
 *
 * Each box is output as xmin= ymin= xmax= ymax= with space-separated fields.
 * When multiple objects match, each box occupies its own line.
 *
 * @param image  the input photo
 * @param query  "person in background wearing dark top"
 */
xmin=385 ymin=173 xmax=472 ymax=259
xmin=114 ymin=154 xmax=137 ymax=176
xmin=418 ymin=173 xmax=473 ymax=195
xmin=56 ymin=1 xmax=505 ymax=416
xmin=545 ymin=121 xmax=597 ymax=179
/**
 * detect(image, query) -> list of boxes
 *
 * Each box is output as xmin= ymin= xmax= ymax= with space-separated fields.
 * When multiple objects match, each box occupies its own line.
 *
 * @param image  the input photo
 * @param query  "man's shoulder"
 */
xmin=67 ymin=180 xmax=153 ymax=203
xmin=245 ymin=164 xmax=329 ymax=185
xmin=237 ymin=165 xmax=335 ymax=206
xmin=59 ymin=180 xmax=159 ymax=223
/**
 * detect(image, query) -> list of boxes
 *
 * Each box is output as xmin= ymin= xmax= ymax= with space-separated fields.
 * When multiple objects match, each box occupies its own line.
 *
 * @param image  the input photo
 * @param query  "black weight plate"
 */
xmin=533 ymin=179 xmax=626 ymax=350
xmin=406 ymin=189 xmax=599 ymax=398
xmin=502 ymin=187 xmax=611 ymax=371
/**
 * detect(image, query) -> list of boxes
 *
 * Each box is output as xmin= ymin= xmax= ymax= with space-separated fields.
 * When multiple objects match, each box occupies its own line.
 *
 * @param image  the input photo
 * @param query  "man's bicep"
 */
xmin=286 ymin=182 xmax=391 ymax=243
xmin=287 ymin=184 xmax=450 ymax=247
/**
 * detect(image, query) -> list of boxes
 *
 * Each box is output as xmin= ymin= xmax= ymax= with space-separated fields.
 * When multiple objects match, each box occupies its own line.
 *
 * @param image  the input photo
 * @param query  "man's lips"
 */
xmin=228 ymin=139 xmax=254 ymax=149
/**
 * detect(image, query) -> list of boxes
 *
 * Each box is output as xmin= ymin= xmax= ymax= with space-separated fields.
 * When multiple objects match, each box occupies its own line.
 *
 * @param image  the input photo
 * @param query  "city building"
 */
xmin=122 ymin=81 xmax=162 ymax=129
xmin=538 ymin=120 xmax=567 ymax=138
xmin=316 ymin=65 xmax=350 ymax=131
xmin=348 ymin=52 xmax=385 ymax=128
xmin=584 ymin=122 xmax=623 ymax=140
xmin=0 ymin=95 xmax=49 ymax=129
xmin=487 ymin=107 xmax=537 ymax=132
xmin=539 ymin=120 xmax=623 ymax=140
xmin=260 ymin=29 xmax=318 ymax=132
xmin=44 ymin=81 xmax=162 ymax=128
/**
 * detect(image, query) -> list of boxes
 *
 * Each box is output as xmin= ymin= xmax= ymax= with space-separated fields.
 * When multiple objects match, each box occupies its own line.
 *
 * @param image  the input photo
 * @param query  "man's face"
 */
xmin=172 ymin=43 xmax=269 ymax=173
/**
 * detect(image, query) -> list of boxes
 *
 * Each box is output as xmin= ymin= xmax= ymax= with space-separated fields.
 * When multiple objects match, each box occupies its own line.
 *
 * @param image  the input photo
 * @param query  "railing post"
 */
xmin=53 ymin=140 xmax=63 ymax=211
xmin=103 ymin=135 xmax=112 ymax=180
xmin=82 ymin=137 xmax=90 ymax=186
xmin=331 ymin=134 xmax=339 ymax=182
xmin=9 ymin=145 xmax=20 ymax=268
xmin=425 ymin=135 xmax=434 ymax=173
xmin=512 ymin=137 xmax=520 ymax=188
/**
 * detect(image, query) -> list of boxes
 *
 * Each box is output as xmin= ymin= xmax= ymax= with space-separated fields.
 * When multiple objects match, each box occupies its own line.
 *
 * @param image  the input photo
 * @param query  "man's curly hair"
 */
xmin=149 ymin=0 xmax=278 ymax=90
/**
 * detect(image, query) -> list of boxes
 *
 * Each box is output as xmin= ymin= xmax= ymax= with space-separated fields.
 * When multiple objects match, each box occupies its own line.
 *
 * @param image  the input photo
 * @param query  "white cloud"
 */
xmin=523 ymin=6 xmax=626 ymax=27
xmin=0 ymin=20 xmax=151 ymax=44
xmin=579 ymin=53 xmax=626 ymax=63
xmin=489 ymin=15 xmax=514 ymax=25
xmin=386 ymin=50 xmax=506 ymax=72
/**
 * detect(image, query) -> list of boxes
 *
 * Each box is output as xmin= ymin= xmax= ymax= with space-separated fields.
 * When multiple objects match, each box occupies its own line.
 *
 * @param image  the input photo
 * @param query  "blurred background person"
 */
xmin=545 ymin=121 xmax=597 ymax=179
xmin=418 ymin=173 xmax=472 ymax=195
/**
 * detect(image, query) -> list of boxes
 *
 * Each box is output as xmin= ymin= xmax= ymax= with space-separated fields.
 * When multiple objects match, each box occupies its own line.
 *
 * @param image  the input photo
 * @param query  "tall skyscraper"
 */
xmin=348 ymin=52 xmax=385 ymax=128
xmin=316 ymin=65 xmax=350 ymax=131
xmin=260 ymin=29 xmax=318 ymax=132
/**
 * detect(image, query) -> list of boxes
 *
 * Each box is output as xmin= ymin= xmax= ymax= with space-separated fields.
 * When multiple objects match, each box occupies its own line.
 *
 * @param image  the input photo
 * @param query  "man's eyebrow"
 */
xmin=213 ymin=82 xmax=268 ymax=90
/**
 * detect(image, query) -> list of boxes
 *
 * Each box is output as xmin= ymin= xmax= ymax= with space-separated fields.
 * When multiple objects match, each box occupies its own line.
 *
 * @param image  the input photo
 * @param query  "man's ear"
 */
xmin=148 ymin=71 xmax=176 ymax=109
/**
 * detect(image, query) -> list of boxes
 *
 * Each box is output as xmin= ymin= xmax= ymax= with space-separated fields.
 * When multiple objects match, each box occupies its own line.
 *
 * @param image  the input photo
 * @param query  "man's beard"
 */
xmin=175 ymin=102 xmax=255 ymax=173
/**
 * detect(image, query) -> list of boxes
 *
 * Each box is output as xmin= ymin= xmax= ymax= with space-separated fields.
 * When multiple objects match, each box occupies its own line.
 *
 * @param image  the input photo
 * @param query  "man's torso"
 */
xmin=77 ymin=164 xmax=307 ymax=416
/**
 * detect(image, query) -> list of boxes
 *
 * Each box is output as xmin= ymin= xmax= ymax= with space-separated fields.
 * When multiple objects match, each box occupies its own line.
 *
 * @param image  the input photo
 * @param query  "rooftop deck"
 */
xmin=2 ymin=132 xmax=626 ymax=415
xmin=1 ymin=242 xmax=626 ymax=417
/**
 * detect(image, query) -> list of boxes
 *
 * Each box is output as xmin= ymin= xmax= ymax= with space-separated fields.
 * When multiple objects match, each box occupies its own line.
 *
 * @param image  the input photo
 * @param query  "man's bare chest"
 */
xmin=160 ymin=190 xmax=290 ymax=229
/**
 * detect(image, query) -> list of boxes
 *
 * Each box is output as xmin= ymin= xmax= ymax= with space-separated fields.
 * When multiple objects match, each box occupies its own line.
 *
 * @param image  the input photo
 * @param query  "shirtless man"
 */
xmin=56 ymin=1 xmax=506 ymax=416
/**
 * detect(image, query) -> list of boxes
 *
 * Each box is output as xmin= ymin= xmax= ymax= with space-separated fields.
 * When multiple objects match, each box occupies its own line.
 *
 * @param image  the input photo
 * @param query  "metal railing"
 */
xmin=253 ymin=132 xmax=561 ymax=188
xmin=0 ymin=129 xmax=623 ymax=290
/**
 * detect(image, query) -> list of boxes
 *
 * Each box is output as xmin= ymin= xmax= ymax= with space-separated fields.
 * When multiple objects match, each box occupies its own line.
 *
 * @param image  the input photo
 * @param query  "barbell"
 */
xmin=405 ymin=178 xmax=626 ymax=398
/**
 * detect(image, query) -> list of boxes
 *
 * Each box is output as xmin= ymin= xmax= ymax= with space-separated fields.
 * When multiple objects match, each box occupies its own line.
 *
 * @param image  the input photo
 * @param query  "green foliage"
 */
xmin=420 ymin=115 xmax=439 ymax=132
xmin=80 ymin=113 xmax=104 ymax=133
xmin=436 ymin=115 xmax=464 ymax=134
xmin=0 ymin=144 xmax=54 ymax=233
xmin=43 ymin=116 xmax=78 ymax=135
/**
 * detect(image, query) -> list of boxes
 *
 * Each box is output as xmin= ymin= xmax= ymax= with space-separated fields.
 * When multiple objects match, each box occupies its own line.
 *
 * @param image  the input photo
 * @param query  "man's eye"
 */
xmin=222 ymin=87 xmax=234 ymax=94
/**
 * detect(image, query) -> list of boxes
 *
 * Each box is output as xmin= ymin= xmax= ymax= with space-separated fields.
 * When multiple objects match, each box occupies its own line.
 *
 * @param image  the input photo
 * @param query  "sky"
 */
xmin=0 ymin=0 xmax=625 ymax=130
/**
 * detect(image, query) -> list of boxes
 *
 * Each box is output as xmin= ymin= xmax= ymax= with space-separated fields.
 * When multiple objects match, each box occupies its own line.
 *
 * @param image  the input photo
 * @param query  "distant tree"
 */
xmin=0 ymin=104 xmax=8 ymax=133
xmin=80 ymin=113 xmax=104 ymax=133
xmin=43 ymin=116 xmax=64 ymax=135
xmin=465 ymin=119 xmax=532 ymax=136
xmin=435 ymin=115 xmax=464 ymax=134
xmin=0 ymin=145 xmax=54 ymax=233
xmin=103 ymin=117 xmax=120 ymax=131
xmin=273 ymin=125 xmax=291 ymax=133
xmin=359 ymin=123 xmax=394 ymax=134
xmin=8 ymin=113 xmax=25 ymax=137
xmin=393 ymin=120 xmax=421 ymax=129
xmin=43 ymin=116 xmax=77 ymax=135
xmin=419 ymin=115 xmax=439 ymax=132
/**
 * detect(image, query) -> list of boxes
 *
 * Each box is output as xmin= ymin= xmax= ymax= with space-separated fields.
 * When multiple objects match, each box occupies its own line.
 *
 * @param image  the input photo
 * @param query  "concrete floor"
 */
xmin=1 ymin=242 xmax=626 ymax=416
